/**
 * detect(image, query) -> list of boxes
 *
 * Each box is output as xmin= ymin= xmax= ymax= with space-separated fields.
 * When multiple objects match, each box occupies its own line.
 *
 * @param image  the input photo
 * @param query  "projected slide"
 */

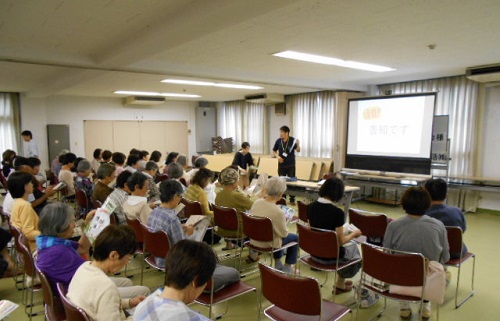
xmin=347 ymin=95 xmax=435 ymax=158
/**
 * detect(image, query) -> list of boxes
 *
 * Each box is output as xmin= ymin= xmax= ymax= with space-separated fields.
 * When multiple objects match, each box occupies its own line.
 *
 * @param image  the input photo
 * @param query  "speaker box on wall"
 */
xmin=275 ymin=103 xmax=286 ymax=115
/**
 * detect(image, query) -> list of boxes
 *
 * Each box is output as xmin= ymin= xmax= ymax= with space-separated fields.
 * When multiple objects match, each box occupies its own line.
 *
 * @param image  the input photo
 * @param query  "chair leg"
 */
xmin=455 ymin=255 xmax=475 ymax=308
xmin=140 ymin=254 xmax=145 ymax=285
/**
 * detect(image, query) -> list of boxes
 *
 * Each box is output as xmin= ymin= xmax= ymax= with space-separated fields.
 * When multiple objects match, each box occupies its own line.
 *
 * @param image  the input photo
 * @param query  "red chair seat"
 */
xmin=446 ymin=252 xmax=474 ymax=266
xmin=196 ymin=281 xmax=256 ymax=305
xmin=266 ymin=299 xmax=351 ymax=321
xmin=299 ymin=255 xmax=360 ymax=272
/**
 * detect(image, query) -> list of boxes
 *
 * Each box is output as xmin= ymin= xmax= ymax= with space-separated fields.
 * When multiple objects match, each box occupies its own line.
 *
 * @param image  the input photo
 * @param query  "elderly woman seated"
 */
xmin=93 ymin=163 xmax=116 ymax=204
xmin=248 ymin=177 xmax=298 ymax=274
xmin=383 ymin=186 xmax=450 ymax=319
xmin=214 ymin=167 xmax=253 ymax=250
xmin=184 ymin=168 xmax=214 ymax=219
xmin=75 ymin=159 xmax=95 ymax=204
xmin=36 ymin=203 xmax=150 ymax=299
xmin=167 ymin=162 xmax=187 ymax=191
xmin=68 ymin=225 xmax=148 ymax=321
xmin=122 ymin=172 xmax=154 ymax=223
xmin=134 ymin=240 xmax=216 ymax=321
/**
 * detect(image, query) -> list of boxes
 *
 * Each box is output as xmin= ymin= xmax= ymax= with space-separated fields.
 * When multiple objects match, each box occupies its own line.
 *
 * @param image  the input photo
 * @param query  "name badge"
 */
xmin=282 ymin=152 xmax=288 ymax=157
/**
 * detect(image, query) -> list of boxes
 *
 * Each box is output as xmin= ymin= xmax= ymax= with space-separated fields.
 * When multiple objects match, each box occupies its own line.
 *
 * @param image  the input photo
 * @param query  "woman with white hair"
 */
xmin=248 ymin=177 xmax=298 ymax=273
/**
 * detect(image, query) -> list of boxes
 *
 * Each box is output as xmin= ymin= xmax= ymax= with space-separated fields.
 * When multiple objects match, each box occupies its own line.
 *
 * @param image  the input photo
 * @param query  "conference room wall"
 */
xmin=20 ymin=95 xmax=197 ymax=169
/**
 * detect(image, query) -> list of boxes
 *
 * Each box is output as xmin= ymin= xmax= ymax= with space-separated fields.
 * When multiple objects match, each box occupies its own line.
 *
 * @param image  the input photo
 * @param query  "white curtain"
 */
xmin=378 ymin=76 xmax=480 ymax=211
xmin=217 ymin=101 xmax=267 ymax=153
xmin=377 ymin=76 xmax=479 ymax=178
xmin=0 ymin=92 xmax=21 ymax=154
xmin=289 ymin=91 xmax=336 ymax=158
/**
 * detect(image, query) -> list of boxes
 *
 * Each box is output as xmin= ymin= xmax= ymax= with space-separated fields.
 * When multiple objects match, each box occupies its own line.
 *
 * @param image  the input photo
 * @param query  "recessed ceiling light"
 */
xmin=273 ymin=50 xmax=396 ymax=72
xmin=161 ymin=78 xmax=263 ymax=90
xmin=114 ymin=90 xmax=201 ymax=98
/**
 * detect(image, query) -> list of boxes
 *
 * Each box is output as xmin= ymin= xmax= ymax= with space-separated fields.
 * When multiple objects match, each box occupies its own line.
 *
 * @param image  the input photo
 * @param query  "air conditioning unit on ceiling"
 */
xmin=466 ymin=64 xmax=500 ymax=83
xmin=244 ymin=93 xmax=285 ymax=104
xmin=124 ymin=96 xmax=166 ymax=105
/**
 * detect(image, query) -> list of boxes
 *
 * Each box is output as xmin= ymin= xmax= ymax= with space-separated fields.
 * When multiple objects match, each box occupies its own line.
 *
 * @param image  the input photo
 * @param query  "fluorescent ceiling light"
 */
xmin=114 ymin=90 xmax=201 ymax=98
xmin=161 ymin=78 xmax=263 ymax=90
xmin=273 ymin=50 xmax=395 ymax=72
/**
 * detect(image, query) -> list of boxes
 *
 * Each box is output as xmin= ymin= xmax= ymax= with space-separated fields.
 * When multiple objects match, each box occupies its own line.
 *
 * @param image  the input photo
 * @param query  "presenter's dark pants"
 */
xmin=278 ymin=165 xmax=296 ymax=203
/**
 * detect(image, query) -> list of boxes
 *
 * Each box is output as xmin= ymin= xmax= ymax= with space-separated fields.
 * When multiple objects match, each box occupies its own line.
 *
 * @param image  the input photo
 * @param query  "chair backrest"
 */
xmin=8 ymin=223 xmax=25 ymax=253
xmin=45 ymin=169 xmax=59 ymax=185
xmin=0 ymin=170 xmax=7 ymax=189
xmin=275 ymin=198 xmax=286 ymax=206
xmin=93 ymin=199 xmax=103 ymax=209
xmin=181 ymin=197 xmax=203 ymax=218
xmin=360 ymin=243 xmax=425 ymax=287
xmin=212 ymin=204 xmax=239 ymax=231
xmin=241 ymin=213 xmax=274 ymax=243
xmin=179 ymin=177 xmax=188 ymax=187
xmin=56 ymin=283 xmax=91 ymax=321
xmin=156 ymin=174 xmax=169 ymax=183
xmin=446 ymin=226 xmax=464 ymax=257
xmin=141 ymin=224 xmax=171 ymax=259
xmin=36 ymin=266 xmax=65 ymax=321
xmin=19 ymin=241 xmax=37 ymax=278
xmin=126 ymin=218 xmax=144 ymax=243
xmin=75 ymin=189 xmax=89 ymax=210
xmin=348 ymin=209 xmax=388 ymax=240
xmin=297 ymin=201 xmax=308 ymax=222
xmin=259 ymin=263 xmax=321 ymax=316
xmin=297 ymin=223 xmax=339 ymax=259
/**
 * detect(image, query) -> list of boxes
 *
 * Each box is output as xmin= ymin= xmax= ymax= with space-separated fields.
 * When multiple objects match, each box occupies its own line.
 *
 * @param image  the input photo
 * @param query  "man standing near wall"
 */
xmin=272 ymin=125 xmax=300 ymax=205
xmin=21 ymin=130 xmax=40 ymax=159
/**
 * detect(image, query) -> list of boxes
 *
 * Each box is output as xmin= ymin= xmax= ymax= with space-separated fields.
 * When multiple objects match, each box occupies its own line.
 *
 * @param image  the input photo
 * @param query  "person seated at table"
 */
xmin=163 ymin=152 xmax=179 ymax=174
xmin=167 ymin=162 xmax=187 ymax=192
xmin=112 ymin=152 xmax=127 ymax=177
xmin=143 ymin=161 xmax=160 ymax=202
xmin=148 ymin=180 xmax=239 ymax=292
xmin=123 ymin=172 xmax=153 ymax=223
xmin=92 ymin=148 xmax=103 ymax=173
xmin=75 ymin=159 xmax=95 ymax=204
xmin=124 ymin=155 xmax=141 ymax=173
xmin=424 ymin=178 xmax=468 ymax=259
xmin=248 ymin=177 xmax=298 ymax=274
xmin=8 ymin=171 xmax=41 ymax=251
xmin=184 ymin=168 xmax=214 ymax=219
xmin=1 ymin=149 xmax=16 ymax=177
xmin=308 ymin=177 xmax=364 ymax=294
xmin=383 ymin=186 xmax=450 ymax=319
xmin=106 ymin=171 xmax=132 ymax=225
xmin=68 ymin=225 xmax=148 ymax=321
xmin=134 ymin=240 xmax=216 ymax=321
xmin=215 ymin=167 xmax=253 ymax=250
xmin=232 ymin=142 xmax=255 ymax=188
xmin=93 ymin=163 xmax=116 ymax=204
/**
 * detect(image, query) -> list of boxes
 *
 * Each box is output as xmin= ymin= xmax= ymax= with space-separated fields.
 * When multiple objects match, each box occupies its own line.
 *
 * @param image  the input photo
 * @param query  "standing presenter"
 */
xmin=272 ymin=126 xmax=300 ymax=205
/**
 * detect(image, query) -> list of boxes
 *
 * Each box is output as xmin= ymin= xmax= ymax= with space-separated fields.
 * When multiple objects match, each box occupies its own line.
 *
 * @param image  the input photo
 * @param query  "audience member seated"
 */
xmin=232 ymin=142 xmax=255 ymax=188
xmin=3 ymin=158 xmax=36 ymax=215
xmin=143 ymin=161 xmax=160 ymax=202
xmin=148 ymin=180 xmax=239 ymax=291
xmin=163 ymin=152 xmax=179 ymax=174
xmin=58 ymin=152 xmax=77 ymax=199
xmin=36 ymin=203 xmax=94 ymax=287
xmin=106 ymin=171 xmax=132 ymax=225
xmin=1 ymin=149 xmax=16 ymax=177
xmin=0 ymin=228 xmax=19 ymax=278
xmin=150 ymin=150 xmax=163 ymax=172
xmin=425 ymin=178 xmax=468 ymax=259
xmin=248 ymin=177 xmax=298 ymax=274
xmin=176 ymin=155 xmax=191 ymax=184
xmin=93 ymin=163 xmax=116 ymax=204
xmin=185 ymin=156 xmax=208 ymax=182
xmin=185 ymin=168 xmax=214 ymax=219
xmin=215 ymin=167 xmax=253 ymax=250
xmin=124 ymin=155 xmax=141 ymax=173
xmin=68 ymin=225 xmax=148 ymax=321
xmin=101 ymin=150 xmax=113 ymax=164
xmin=8 ymin=171 xmax=41 ymax=251
xmin=134 ymin=240 xmax=216 ymax=321
xmin=92 ymin=148 xmax=103 ymax=173
xmin=308 ymin=178 xmax=369 ymax=297
xmin=166 ymin=162 xmax=187 ymax=192
xmin=75 ymin=159 xmax=95 ymax=203
xmin=28 ymin=157 xmax=57 ymax=213
xmin=112 ymin=152 xmax=127 ymax=177
xmin=383 ymin=186 xmax=450 ymax=319
xmin=123 ymin=172 xmax=153 ymax=223
xmin=137 ymin=150 xmax=149 ymax=170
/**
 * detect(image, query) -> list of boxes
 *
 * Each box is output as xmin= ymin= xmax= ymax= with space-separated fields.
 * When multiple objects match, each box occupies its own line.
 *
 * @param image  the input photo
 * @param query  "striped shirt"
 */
xmin=147 ymin=207 xmax=185 ymax=267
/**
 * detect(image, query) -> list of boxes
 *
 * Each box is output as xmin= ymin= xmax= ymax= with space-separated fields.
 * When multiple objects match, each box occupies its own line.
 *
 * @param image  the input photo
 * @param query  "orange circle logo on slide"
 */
xmin=363 ymin=107 xmax=381 ymax=120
